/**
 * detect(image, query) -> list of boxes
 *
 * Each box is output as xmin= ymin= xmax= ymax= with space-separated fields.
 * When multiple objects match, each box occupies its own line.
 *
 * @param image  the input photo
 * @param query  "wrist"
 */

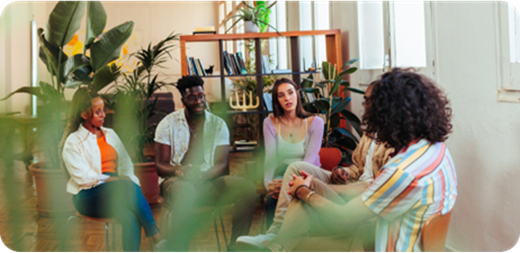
xmin=296 ymin=186 xmax=311 ymax=200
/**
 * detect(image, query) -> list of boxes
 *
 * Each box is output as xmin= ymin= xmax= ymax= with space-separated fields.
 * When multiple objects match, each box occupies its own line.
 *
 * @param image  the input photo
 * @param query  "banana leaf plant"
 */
xmin=113 ymin=32 xmax=179 ymax=163
xmin=1 ymin=1 xmax=133 ymax=169
xmin=301 ymin=59 xmax=365 ymax=164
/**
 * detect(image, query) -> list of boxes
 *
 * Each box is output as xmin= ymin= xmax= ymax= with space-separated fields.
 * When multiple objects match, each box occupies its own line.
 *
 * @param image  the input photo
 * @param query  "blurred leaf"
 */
xmin=301 ymin=74 xmax=314 ymax=88
xmin=330 ymin=113 xmax=340 ymax=129
xmin=341 ymin=110 xmax=363 ymax=137
xmin=301 ymin=88 xmax=320 ymax=94
xmin=91 ymin=64 xmax=120 ymax=92
xmin=336 ymin=135 xmax=358 ymax=150
xmin=45 ymin=1 xmax=86 ymax=47
xmin=38 ymin=28 xmax=68 ymax=76
xmin=60 ymin=54 xmax=91 ymax=83
xmin=340 ymin=80 xmax=351 ymax=87
xmin=85 ymin=1 xmax=107 ymax=50
xmin=322 ymin=61 xmax=338 ymax=80
xmin=1 ymin=87 xmax=42 ymax=101
xmin=331 ymin=97 xmax=351 ymax=115
xmin=341 ymin=87 xmax=366 ymax=95
xmin=339 ymin=67 xmax=357 ymax=76
xmin=341 ymin=58 xmax=360 ymax=70
xmin=314 ymin=98 xmax=330 ymax=112
xmin=90 ymin=21 xmax=134 ymax=71
xmin=333 ymin=127 xmax=359 ymax=144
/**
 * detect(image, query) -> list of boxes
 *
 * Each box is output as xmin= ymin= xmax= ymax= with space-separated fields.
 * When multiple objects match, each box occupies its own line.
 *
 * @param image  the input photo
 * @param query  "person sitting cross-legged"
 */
xmin=237 ymin=83 xmax=394 ymax=248
xmin=243 ymin=68 xmax=458 ymax=252
xmin=154 ymin=76 xmax=256 ymax=251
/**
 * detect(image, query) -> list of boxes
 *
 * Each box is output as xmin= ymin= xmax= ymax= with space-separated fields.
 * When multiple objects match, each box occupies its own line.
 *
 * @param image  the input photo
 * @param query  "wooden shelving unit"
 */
xmin=179 ymin=29 xmax=343 ymax=147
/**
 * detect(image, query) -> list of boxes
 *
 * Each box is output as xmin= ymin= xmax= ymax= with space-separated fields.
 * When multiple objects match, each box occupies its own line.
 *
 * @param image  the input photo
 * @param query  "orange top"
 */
xmin=97 ymin=135 xmax=118 ymax=174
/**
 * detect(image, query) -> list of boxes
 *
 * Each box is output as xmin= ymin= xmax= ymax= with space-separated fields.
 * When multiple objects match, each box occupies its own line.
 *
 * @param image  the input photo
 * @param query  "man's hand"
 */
xmin=288 ymin=171 xmax=313 ymax=197
xmin=176 ymin=164 xmax=202 ymax=181
xmin=331 ymin=167 xmax=349 ymax=185
xmin=267 ymin=179 xmax=283 ymax=199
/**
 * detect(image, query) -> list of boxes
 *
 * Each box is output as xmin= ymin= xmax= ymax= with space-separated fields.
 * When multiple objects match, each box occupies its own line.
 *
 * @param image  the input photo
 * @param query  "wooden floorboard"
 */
xmin=0 ymin=151 xmax=266 ymax=252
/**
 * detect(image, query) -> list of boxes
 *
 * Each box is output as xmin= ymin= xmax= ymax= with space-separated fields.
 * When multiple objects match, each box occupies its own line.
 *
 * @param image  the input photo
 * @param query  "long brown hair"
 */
xmin=271 ymin=78 xmax=311 ymax=119
xmin=59 ymin=88 xmax=100 ymax=179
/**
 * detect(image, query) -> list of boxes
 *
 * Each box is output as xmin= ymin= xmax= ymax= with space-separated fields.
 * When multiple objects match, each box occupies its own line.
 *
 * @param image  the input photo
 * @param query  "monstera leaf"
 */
xmin=45 ymin=1 xmax=86 ymax=47
xmin=90 ymin=21 xmax=134 ymax=72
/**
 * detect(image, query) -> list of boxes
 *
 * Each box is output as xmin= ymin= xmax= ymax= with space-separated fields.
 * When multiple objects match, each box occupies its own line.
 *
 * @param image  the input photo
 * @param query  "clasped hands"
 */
xmin=175 ymin=164 xmax=202 ymax=181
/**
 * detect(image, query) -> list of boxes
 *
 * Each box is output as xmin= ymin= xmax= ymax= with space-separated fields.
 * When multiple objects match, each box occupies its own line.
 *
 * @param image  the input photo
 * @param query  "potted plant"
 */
xmin=1 ymin=1 xmax=133 ymax=217
xmin=113 ymin=32 xmax=179 ymax=206
xmin=301 ymin=59 xmax=365 ymax=165
xmin=225 ymin=1 xmax=282 ymax=35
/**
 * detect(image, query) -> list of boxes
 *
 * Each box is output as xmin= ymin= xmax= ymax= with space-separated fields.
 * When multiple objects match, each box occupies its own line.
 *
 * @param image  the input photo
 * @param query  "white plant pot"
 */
xmin=244 ymin=21 xmax=259 ymax=33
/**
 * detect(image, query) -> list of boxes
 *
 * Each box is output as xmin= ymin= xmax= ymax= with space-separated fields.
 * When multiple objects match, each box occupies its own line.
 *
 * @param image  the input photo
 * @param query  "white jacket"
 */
xmin=62 ymin=124 xmax=140 ymax=194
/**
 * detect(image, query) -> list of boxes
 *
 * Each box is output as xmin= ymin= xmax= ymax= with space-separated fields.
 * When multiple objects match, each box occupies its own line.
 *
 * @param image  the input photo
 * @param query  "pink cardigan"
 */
xmin=263 ymin=116 xmax=324 ymax=189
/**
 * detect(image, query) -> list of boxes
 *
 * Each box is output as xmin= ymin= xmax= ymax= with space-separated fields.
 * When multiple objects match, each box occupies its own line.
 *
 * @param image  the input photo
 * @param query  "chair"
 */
xmin=62 ymin=212 xmax=153 ymax=251
xmin=421 ymin=211 xmax=453 ymax=252
xmin=159 ymin=205 xmax=229 ymax=251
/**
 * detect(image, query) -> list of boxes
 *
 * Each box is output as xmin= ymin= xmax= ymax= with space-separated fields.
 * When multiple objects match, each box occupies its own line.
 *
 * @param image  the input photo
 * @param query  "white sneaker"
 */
xmin=236 ymin=233 xmax=277 ymax=248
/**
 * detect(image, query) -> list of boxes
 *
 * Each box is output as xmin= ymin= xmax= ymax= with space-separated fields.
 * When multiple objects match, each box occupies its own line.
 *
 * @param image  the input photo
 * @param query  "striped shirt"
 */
xmin=361 ymin=139 xmax=457 ymax=252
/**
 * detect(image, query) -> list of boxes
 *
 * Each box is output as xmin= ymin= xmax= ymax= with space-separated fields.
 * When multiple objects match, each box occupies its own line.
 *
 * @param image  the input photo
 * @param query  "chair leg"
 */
xmin=148 ymin=238 xmax=153 ymax=252
xmin=260 ymin=208 xmax=266 ymax=234
xmin=61 ymin=215 xmax=80 ymax=251
xmin=217 ymin=207 xmax=228 ymax=249
xmin=105 ymin=222 xmax=109 ymax=252
xmin=212 ymin=211 xmax=221 ymax=252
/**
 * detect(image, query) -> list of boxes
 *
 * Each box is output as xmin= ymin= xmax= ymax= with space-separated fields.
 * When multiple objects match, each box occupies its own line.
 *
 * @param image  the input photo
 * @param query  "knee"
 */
xmin=285 ymin=161 xmax=308 ymax=177
xmin=163 ymin=179 xmax=196 ymax=201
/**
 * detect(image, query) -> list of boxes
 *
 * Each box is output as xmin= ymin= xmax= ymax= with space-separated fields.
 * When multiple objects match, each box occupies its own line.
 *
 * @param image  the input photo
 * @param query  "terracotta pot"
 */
xmin=28 ymin=162 xmax=75 ymax=217
xmin=134 ymin=162 xmax=162 ymax=207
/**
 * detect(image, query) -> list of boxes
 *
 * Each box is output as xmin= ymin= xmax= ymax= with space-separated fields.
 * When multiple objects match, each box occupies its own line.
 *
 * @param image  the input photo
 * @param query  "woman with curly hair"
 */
xmin=253 ymin=68 xmax=458 ymax=252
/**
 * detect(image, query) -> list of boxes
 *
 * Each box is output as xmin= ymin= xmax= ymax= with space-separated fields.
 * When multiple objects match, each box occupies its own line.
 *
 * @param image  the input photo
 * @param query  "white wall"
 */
xmin=332 ymin=1 xmax=520 ymax=251
xmin=0 ymin=1 xmax=220 ymax=113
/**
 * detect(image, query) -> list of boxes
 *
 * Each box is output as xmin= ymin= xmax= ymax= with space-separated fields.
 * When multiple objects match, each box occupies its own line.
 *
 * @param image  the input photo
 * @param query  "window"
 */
xmin=497 ymin=2 xmax=520 ymax=102
xmin=299 ymin=1 xmax=330 ymax=71
xmin=357 ymin=2 xmax=427 ymax=70
xmin=269 ymin=1 xmax=288 ymax=70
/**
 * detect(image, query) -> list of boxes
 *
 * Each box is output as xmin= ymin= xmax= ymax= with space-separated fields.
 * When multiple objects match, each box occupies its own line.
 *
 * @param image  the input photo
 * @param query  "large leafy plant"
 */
xmin=226 ymin=1 xmax=282 ymax=35
xmin=1 ymin=1 xmax=133 ymax=168
xmin=113 ymin=32 xmax=179 ymax=163
xmin=301 ymin=59 xmax=365 ymax=164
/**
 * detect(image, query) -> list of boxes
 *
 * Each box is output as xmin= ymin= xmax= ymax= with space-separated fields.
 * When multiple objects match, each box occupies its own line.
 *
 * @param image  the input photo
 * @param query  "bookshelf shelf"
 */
xmin=200 ymin=70 xmax=320 ymax=79
xmin=179 ymin=29 xmax=344 ymax=144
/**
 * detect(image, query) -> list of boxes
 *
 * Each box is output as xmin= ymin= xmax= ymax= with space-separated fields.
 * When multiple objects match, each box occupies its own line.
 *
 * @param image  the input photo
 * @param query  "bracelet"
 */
xmin=305 ymin=191 xmax=315 ymax=204
xmin=293 ymin=185 xmax=309 ymax=199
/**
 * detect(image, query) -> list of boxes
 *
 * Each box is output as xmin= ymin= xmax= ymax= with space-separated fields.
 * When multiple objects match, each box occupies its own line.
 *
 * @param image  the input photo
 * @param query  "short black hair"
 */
xmin=176 ymin=76 xmax=204 ymax=96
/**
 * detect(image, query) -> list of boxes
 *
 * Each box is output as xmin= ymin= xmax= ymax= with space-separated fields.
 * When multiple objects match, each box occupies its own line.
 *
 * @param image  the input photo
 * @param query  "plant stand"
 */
xmin=28 ymin=162 xmax=75 ymax=217
xmin=134 ymin=162 xmax=162 ymax=207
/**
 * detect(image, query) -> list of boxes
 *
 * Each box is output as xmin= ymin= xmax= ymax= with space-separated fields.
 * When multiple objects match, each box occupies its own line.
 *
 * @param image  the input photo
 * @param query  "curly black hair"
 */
xmin=176 ymin=75 xmax=204 ymax=97
xmin=362 ymin=68 xmax=452 ymax=152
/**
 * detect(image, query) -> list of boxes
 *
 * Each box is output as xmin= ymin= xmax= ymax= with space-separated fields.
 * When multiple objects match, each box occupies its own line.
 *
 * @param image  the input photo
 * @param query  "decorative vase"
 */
xmin=28 ymin=162 xmax=75 ymax=217
xmin=244 ymin=21 xmax=259 ymax=33
xmin=134 ymin=161 xmax=162 ymax=207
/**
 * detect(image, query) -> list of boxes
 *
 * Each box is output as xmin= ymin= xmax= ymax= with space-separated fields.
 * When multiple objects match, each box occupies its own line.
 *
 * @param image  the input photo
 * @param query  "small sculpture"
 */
xmin=205 ymin=65 xmax=214 ymax=75
xmin=229 ymin=91 xmax=259 ymax=111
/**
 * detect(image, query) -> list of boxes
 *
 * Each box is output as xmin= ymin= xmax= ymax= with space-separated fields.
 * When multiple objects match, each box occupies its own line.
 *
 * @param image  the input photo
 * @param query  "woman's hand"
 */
xmin=267 ymin=179 xmax=283 ymax=199
xmin=288 ymin=171 xmax=313 ymax=197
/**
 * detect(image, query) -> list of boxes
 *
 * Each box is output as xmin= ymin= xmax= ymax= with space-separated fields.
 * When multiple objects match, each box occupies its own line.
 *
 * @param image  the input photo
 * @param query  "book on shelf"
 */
xmin=271 ymin=69 xmax=292 ymax=74
xmin=234 ymin=140 xmax=258 ymax=146
xmin=197 ymin=58 xmax=207 ymax=76
xmin=235 ymin=146 xmax=257 ymax=151
xmin=223 ymin=51 xmax=234 ymax=75
xmin=194 ymin=58 xmax=204 ymax=76
xmin=186 ymin=56 xmax=193 ymax=75
xmin=189 ymin=57 xmax=199 ymax=76
xmin=263 ymin=93 xmax=273 ymax=111
xmin=236 ymin=52 xmax=248 ymax=74
xmin=261 ymin=55 xmax=271 ymax=74
xmin=230 ymin=54 xmax=241 ymax=75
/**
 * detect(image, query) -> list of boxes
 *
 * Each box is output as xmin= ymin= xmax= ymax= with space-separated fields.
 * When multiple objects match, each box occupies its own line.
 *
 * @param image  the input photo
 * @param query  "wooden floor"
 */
xmin=0 ymin=152 xmax=266 ymax=252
